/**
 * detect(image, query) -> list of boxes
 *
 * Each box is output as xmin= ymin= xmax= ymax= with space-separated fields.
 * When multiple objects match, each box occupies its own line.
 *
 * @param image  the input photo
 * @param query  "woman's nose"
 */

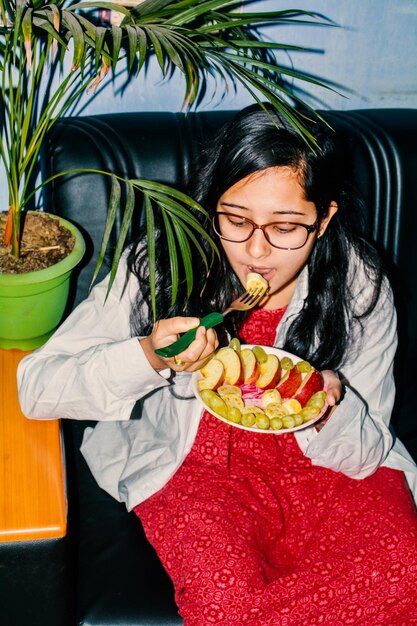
xmin=245 ymin=227 xmax=271 ymax=258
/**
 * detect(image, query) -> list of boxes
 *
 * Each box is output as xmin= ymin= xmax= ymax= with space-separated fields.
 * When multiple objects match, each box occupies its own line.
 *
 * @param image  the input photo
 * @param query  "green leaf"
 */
xmin=90 ymin=175 xmax=121 ymax=288
xmin=172 ymin=219 xmax=193 ymax=298
xmin=145 ymin=26 xmax=166 ymax=73
xmin=61 ymin=9 xmax=86 ymax=69
xmin=13 ymin=0 xmax=27 ymax=48
xmin=125 ymin=24 xmax=141 ymax=71
xmin=161 ymin=211 xmax=179 ymax=307
xmin=131 ymin=0 xmax=176 ymax=17
xmin=106 ymin=182 xmax=135 ymax=298
xmin=93 ymin=26 xmax=107 ymax=71
xmin=70 ymin=1 xmax=132 ymax=20
xmin=111 ymin=24 xmax=123 ymax=71
xmin=145 ymin=195 xmax=157 ymax=319
xmin=133 ymin=25 xmax=148 ymax=73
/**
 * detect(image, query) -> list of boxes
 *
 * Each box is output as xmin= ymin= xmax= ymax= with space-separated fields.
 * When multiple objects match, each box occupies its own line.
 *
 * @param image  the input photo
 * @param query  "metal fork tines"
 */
xmin=222 ymin=286 xmax=268 ymax=316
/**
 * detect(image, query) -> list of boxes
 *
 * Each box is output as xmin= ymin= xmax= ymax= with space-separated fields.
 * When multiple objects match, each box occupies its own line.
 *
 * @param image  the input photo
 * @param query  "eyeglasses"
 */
xmin=212 ymin=212 xmax=319 ymax=250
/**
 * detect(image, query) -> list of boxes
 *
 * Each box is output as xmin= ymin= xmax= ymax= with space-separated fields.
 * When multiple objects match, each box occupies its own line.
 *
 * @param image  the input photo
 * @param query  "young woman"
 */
xmin=18 ymin=106 xmax=417 ymax=625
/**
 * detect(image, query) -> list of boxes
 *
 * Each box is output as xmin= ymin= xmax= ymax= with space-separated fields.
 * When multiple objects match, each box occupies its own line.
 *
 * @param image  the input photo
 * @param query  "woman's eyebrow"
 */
xmin=220 ymin=202 xmax=306 ymax=216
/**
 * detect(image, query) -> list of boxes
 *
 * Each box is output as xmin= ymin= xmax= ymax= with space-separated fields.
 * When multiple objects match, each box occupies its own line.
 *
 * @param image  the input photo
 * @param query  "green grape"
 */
xmin=229 ymin=337 xmax=241 ymax=353
xmin=227 ymin=406 xmax=242 ymax=423
xmin=255 ymin=413 xmax=270 ymax=430
xmin=280 ymin=356 xmax=294 ymax=370
xmin=241 ymin=412 xmax=256 ymax=427
xmin=293 ymin=414 xmax=303 ymax=426
xmin=282 ymin=415 xmax=296 ymax=429
xmin=296 ymin=360 xmax=313 ymax=373
xmin=299 ymin=406 xmax=321 ymax=421
xmin=306 ymin=391 xmax=327 ymax=410
xmin=201 ymin=389 xmax=228 ymax=418
xmin=270 ymin=416 xmax=283 ymax=430
xmin=200 ymin=389 xmax=218 ymax=405
xmin=252 ymin=345 xmax=268 ymax=364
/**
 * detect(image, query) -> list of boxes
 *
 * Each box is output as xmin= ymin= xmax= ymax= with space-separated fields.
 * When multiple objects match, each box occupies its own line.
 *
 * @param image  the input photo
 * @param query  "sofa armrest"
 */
xmin=0 ymin=349 xmax=67 ymax=541
xmin=0 ymin=348 xmax=73 ymax=625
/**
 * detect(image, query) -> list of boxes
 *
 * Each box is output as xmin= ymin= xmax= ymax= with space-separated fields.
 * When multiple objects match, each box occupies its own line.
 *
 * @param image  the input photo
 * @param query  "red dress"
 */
xmin=134 ymin=308 xmax=417 ymax=626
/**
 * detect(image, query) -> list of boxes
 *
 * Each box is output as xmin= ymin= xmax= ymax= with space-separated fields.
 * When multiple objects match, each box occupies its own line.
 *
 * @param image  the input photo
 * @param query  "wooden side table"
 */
xmin=0 ymin=348 xmax=67 ymax=542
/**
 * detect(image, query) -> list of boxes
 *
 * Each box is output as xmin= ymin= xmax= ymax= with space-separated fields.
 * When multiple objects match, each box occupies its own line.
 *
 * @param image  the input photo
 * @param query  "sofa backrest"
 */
xmin=42 ymin=108 xmax=417 ymax=459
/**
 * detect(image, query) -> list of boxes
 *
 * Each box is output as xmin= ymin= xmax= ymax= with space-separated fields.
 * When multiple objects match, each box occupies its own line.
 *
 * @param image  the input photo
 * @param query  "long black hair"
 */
xmin=128 ymin=104 xmax=386 ymax=371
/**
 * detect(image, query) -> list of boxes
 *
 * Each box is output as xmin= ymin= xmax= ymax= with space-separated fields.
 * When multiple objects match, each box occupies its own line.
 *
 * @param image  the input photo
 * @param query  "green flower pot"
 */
xmin=0 ymin=214 xmax=86 ymax=350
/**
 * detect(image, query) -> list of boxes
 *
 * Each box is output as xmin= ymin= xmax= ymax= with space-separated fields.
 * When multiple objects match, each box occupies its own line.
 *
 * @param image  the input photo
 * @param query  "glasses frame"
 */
xmin=212 ymin=212 xmax=319 ymax=250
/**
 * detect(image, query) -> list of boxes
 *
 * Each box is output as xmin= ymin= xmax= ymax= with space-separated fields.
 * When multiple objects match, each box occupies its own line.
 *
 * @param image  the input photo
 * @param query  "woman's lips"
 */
xmin=246 ymin=266 xmax=274 ymax=281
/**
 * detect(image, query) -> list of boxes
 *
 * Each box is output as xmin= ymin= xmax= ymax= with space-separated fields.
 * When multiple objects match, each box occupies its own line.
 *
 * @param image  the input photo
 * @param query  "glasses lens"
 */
xmin=213 ymin=214 xmax=313 ymax=249
xmin=265 ymin=223 xmax=309 ymax=249
xmin=214 ymin=213 xmax=254 ymax=242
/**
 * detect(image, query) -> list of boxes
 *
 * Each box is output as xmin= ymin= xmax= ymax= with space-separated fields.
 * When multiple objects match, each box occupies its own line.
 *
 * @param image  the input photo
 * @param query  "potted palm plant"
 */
xmin=0 ymin=0 xmax=330 ymax=349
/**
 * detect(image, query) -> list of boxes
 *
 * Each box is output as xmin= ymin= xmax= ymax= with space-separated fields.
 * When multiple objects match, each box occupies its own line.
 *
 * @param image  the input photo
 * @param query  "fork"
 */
xmin=154 ymin=286 xmax=268 ymax=358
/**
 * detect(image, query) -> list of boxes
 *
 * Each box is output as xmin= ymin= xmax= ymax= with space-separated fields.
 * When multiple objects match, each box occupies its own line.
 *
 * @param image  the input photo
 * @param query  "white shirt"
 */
xmin=17 ymin=253 xmax=417 ymax=510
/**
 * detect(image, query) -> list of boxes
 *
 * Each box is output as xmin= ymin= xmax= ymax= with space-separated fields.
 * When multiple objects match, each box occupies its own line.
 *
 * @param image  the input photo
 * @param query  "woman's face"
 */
xmin=216 ymin=166 xmax=337 ymax=309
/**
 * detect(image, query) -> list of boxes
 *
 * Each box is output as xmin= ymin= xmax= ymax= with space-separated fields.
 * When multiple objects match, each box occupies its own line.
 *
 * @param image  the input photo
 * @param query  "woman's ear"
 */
xmin=317 ymin=201 xmax=338 ymax=238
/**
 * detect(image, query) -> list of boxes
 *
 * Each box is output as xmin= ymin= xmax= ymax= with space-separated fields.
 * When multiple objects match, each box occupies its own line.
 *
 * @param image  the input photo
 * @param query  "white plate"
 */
xmin=192 ymin=345 xmax=328 ymax=434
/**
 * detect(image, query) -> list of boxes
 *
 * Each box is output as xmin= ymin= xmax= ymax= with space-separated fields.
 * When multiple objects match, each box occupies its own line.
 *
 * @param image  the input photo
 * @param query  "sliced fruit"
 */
xmin=306 ymin=391 xmax=327 ymax=410
xmin=198 ymin=358 xmax=224 ymax=391
xmin=216 ymin=347 xmax=244 ymax=385
xmin=256 ymin=354 xmax=281 ymax=389
xmin=217 ymin=385 xmax=242 ymax=398
xmin=293 ymin=414 xmax=303 ymax=426
xmin=261 ymin=388 xmax=282 ymax=407
xmin=282 ymin=415 xmax=296 ymax=429
xmin=200 ymin=389 xmax=228 ymax=418
xmin=240 ymin=348 xmax=260 ymax=384
xmin=242 ymin=405 xmax=266 ymax=417
xmin=224 ymin=395 xmax=245 ymax=410
xmin=227 ymin=406 xmax=242 ymax=424
xmin=294 ymin=369 xmax=324 ymax=407
xmin=264 ymin=403 xmax=286 ymax=419
xmin=270 ymin=416 xmax=283 ymax=430
xmin=277 ymin=366 xmax=302 ymax=398
xmin=241 ymin=412 xmax=256 ymax=427
xmin=255 ymin=413 xmax=270 ymax=430
xmin=299 ymin=406 xmax=321 ymax=421
xmin=282 ymin=398 xmax=302 ymax=415
xmin=245 ymin=272 xmax=269 ymax=294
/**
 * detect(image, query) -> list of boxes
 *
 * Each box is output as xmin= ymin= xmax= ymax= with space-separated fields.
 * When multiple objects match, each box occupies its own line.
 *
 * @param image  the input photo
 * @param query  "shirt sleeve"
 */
xmin=17 ymin=255 xmax=170 ymax=422
xmin=301 ymin=281 xmax=397 ymax=479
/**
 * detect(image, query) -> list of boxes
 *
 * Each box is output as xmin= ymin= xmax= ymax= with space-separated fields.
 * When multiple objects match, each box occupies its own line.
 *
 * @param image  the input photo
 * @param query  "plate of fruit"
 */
xmin=192 ymin=341 xmax=328 ymax=433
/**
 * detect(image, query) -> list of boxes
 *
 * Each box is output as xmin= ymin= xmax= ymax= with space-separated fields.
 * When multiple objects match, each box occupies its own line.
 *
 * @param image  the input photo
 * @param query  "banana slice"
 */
xmin=246 ymin=272 xmax=269 ymax=294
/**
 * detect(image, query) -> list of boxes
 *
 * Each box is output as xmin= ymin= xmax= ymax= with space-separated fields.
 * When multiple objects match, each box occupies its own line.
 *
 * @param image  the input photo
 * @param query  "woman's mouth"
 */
xmin=247 ymin=266 xmax=274 ymax=281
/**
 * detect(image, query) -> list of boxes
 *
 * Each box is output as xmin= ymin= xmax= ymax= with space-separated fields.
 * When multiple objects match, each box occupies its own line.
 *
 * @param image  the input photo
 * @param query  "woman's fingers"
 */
xmin=153 ymin=316 xmax=200 ymax=346
xmin=322 ymin=369 xmax=343 ymax=406
xmin=170 ymin=326 xmax=219 ymax=372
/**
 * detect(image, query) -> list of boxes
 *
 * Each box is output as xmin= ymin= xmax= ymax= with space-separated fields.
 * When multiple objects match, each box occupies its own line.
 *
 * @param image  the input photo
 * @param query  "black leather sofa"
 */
xmin=5 ymin=109 xmax=417 ymax=626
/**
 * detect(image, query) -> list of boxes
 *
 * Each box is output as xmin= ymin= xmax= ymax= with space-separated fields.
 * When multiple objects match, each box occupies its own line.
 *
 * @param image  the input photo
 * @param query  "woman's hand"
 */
xmin=314 ymin=369 xmax=343 ymax=431
xmin=140 ymin=317 xmax=219 ymax=373
xmin=321 ymin=369 xmax=343 ymax=407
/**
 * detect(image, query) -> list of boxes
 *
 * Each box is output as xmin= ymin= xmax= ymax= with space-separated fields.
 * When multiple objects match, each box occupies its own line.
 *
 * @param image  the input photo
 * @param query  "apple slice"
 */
xmin=293 ymin=369 xmax=324 ymax=407
xmin=277 ymin=366 xmax=302 ymax=398
xmin=216 ymin=347 xmax=244 ymax=385
xmin=198 ymin=358 xmax=224 ymax=391
xmin=240 ymin=348 xmax=259 ymax=384
xmin=256 ymin=354 xmax=281 ymax=389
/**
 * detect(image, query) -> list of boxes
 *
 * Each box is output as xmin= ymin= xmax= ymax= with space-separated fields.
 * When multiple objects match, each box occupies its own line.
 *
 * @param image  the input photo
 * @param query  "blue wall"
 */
xmin=77 ymin=0 xmax=417 ymax=116
xmin=1 ymin=1 xmax=416 ymax=209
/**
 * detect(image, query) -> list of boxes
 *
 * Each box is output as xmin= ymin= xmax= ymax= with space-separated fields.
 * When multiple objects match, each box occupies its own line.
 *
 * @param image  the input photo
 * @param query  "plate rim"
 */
xmin=192 ymin=344 xmax=327 ymax=434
